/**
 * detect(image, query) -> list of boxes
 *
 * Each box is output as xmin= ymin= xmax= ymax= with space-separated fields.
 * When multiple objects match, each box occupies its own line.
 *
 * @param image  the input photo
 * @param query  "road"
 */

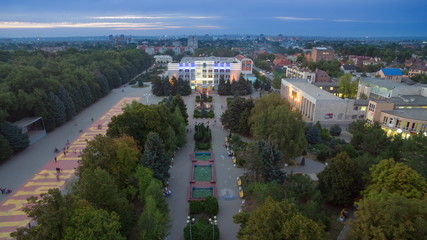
xmin=253 ymin=66 xmax=274 ymax=80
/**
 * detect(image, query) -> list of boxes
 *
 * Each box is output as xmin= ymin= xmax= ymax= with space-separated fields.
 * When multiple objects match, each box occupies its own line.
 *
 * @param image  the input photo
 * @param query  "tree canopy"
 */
xmin=249 ymin=93 xmax=307 ymax=162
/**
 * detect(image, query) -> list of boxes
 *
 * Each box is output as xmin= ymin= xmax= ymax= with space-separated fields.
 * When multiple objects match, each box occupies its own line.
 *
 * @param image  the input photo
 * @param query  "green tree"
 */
xmin=329 ymin=124 xmax=342 ymax=136
xmin=220 ymin=97 xmax=254 ymax=135
xmin=134 ymin=166 xmax=154 ymax=201
xmin=203 ymin=196 xmax=219 ymax=216
xmin=272 ymin=73 xmax=282 ymax=89
xmin=249 ymin=93 xmax=307 ymax=162
xmin=318 ymin=152 xmax=362 ymax=205
xmin=72 ymin=168 xmax=135 ymax=234
xmin=242 ymin=140 xmax=284 ymax=183
xmin=138 ymin=196 xmax=170 ymax=240
xmin=338 ymin=74 xmax=358 ymax=98
xmin=78 ymin=135 xmax=140 ymax=193
xmin=0 ymin=134 xmax=12 ymax=163
xmin=350 ymin=191 xmax=427 ymax=240
xmin=141 ymin=132 xmax=170 ymax=183
xmin=0 ymin=121 xmax=29 ymax=152
xmin=364 ymin=159 xmax=427 ymax=199
xmin=172 ymin=107 xmax=187 ymax=147
xmin=234 ymin=197 xmax=327 ymax=240
xmin=401 ymin=133 xmax=427 ymax=179
xmin=10 ymin=188 xmax=73 ymax=240
xmin=253 ymin=78 xmax=261 ymax=90
xmin=63 ymin=200 xmax=125 ymax=240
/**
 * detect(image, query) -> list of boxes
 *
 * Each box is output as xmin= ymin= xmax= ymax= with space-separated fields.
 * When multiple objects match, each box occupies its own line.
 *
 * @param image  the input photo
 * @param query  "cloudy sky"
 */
xmin=0 ymin=0 xmax=426 ymax=37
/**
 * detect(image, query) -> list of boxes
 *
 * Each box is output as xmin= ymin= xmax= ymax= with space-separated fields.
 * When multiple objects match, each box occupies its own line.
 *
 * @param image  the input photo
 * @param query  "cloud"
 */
xmin=0 ymin=21 xmax=223 ymax=30
xmin=274 ymin=17 xmax=321 ymax=21
xmin=90 ymin=15 xmax=221 ymax=20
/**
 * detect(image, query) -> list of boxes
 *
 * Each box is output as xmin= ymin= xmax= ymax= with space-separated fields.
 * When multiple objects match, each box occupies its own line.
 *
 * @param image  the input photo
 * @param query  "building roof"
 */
xmin=380 ymin=68 xmax=402 ymax=76
xmin=389 ymin=95 xmax=427 ymax=106
xmin=342 ymin=65 xmax=356 ymax=71
xmin=354 ymin=99 xmax=369 ymax=106
xmin=180 ymin=56 xmax=239 ymax=63
xmin=283 ymin=78 xmax=342 ymax=101
xmin=382 ymin=109 xmax=427 ymax=121
xmin=13 ymin=117 xmax=42 ymax=128
xmin=360 ymin=78 xmax=412 ymax=90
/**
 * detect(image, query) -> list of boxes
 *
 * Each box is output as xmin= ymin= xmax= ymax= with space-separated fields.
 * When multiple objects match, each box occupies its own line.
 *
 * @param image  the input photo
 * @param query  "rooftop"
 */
xmin=283 ymin=78 xmax=343 ymax=101
xmin=13 ymin=117 xmax=42 ymax=128
xmin=342 ymin=65 xmax=356 ymax=71
xmin=382 ymin=109 xmax=427 ymax=121
xmin=389 ymin=95 xmax=427 ymax=106
xmin=380 ymin=68 xmax=402 ymax=76
xmin=360 ymin=78 xmax=415 ymax=90
xmin=180 ymin=56 xmax=238 ymax=63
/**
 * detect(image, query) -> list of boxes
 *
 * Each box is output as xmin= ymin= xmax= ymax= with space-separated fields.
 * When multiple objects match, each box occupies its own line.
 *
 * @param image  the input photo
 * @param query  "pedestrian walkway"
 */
xmin=0 ymin=97 xmax=140 ymax=240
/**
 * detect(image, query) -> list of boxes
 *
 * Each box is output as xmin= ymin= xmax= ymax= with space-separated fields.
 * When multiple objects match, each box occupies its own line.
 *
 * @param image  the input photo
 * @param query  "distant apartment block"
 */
xmin=409 ymin=64 xmax=427 ymax=77
xmin=187 ymin=36 xmax=198 ymax=53
xmin=154 ymin=55 xmax=173 ymax=66
xmin=377 ymin=68 xmax=403 ymax=83
xmin=285 ymin=66 xmax=316 ymax=82
xmin=311 ymin=47 xmax=335 ymax=62
xmin=348 ymin=55 xmax=385 ymax=67
xmin=285 ymin=66 xmax=330 ymax=83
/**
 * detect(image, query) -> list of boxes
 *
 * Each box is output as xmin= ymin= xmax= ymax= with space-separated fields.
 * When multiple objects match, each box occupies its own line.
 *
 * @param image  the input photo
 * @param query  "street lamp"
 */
xmin=209 ymin=216 xmax=218 ymax=240
xmin=143 ymin=93 xmax=151 ymax=104
xmin=187 ymin=216 xmax=195 ymax=240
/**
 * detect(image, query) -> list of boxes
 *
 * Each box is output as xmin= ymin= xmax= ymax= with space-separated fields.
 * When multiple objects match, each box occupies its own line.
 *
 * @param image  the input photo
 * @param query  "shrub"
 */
xmin=203 ymin=196 xmax=219 ymax=216
xmin=129 ymin=79 xmax=137 ymax=85
xmin=208 ymin=111 xmax=215 ymax=118
xmin=189 ymin=201 xmax=204 ymax=214
xmin=330 ymin=124 xmax=342 ymax=136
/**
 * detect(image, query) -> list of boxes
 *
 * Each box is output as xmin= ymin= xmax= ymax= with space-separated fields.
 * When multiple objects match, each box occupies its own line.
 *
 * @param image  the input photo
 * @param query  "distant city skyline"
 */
xmin=0 ymin=0 xmax=426 ymax=38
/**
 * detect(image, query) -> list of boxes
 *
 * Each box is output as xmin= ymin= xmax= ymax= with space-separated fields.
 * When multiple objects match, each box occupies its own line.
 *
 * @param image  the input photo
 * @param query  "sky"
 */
xmin=0 ymin=0 xmax=426 ymax=38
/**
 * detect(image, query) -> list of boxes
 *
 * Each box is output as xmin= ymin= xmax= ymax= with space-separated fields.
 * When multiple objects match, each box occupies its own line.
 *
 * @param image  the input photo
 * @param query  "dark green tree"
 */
xmin=318 ymin=152 xmax=362 ymax=205
xmin=140 ymin=132 xmax=170 ymax=183
xmin=0 ymin=121 xmax=29 ymax=152
xmin=253 ymin=78 xmax=261 ymax=90
xmin=0 ymin=134 xmax=12 ymax=163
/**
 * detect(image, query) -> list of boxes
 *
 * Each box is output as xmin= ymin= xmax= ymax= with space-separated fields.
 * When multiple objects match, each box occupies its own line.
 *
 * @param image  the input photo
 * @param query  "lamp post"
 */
xmin=143 ymin=93 xmax=151 ymax=104
xmin=209 ymin=216 xmax=218 ymax=240
xmin=187 ymin=216 xmax=195 ymax=240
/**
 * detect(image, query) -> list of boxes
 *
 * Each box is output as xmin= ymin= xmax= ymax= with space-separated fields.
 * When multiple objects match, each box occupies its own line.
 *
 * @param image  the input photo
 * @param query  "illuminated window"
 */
xmin=360 ymin=106 xmax=367 ymax=111
xmin=329 ymin=87 xmax=334 ymax=90
xmin=319 ymin=87 xmax=323 ymax=89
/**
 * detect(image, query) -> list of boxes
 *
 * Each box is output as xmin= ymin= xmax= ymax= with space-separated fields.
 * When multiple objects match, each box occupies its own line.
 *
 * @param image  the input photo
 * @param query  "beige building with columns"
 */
xmin=281 ymin=79 xmax=363 ymax=124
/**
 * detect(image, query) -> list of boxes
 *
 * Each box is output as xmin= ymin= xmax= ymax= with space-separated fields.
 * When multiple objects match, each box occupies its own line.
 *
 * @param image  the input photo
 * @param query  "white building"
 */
xmin=167 ymin=56 xmax=246 ymax=90
xmin=187 ymin=36 xmax=198 ymax=53
xmin=357 ymin=78 xmax=425 ymax=100
xmin=154 ymin=55 xmax=173 ymax=66
xmin=284 ymin=65 xmax=316 ymax=82
xmin=281 ymin=79 xmax=364 ymax=124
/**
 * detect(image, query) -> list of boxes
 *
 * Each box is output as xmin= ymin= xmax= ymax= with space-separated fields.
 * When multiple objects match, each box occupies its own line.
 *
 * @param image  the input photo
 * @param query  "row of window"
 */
xmin=179 ymin=69 xmax=230 ymax=72
xmin=179 ymin=75 xmax=230 ymax=79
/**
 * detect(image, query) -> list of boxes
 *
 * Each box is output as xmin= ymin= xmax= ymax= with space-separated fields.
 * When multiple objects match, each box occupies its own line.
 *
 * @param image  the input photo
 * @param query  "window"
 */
xmin=352 ymin=115 xmax=357 ymax=119
xmin=383 ymin=116 xmax=388 ymax=124
xmin=368 ymin=103 xmax=375 ymax=112
xmin=329 ymin=87 xmax=334 ymax=91
xmin=319 ymin=86 xmax=323 ymax=89
xmin=360 ymin=106 xmax=367 ymax=111
xmin=353 ymin=106 xmax=359 ymax=111
xmin=226 ymin=69 xmax=230 ymax=72
xmin=203 ymin=75 xmax=207 ymax=78
xmin=338 ymin=114 xmax=343 ymax=120
xmin=359 ymin=115 xmax=365 ymax=119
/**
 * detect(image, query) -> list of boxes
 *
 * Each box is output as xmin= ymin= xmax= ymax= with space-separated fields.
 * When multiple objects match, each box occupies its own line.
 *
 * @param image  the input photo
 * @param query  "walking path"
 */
xmin=167 ymin=92 xmax=244 ymax=240
xmin=0 ymin=97 xmax=140 ymax=239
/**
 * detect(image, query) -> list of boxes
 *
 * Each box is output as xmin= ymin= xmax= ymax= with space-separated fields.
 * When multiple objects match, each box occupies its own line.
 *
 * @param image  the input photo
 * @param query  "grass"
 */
xmin=192 ymin=188 xmax=213 ymax=199
xmin=226 ymin=97 xmax=234 ymax=107
xmin=193 ymin=165 xmax=212 ymax=181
